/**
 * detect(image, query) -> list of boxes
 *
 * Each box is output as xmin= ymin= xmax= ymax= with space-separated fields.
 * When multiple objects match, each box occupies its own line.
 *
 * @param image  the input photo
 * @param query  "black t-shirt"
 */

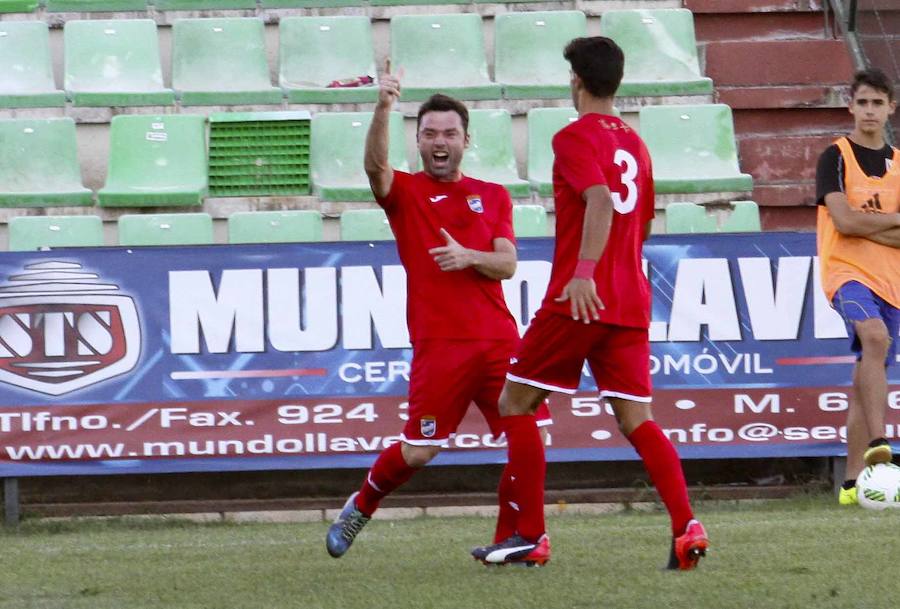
xmin=815 ymin=139 xmax=895 ymax=205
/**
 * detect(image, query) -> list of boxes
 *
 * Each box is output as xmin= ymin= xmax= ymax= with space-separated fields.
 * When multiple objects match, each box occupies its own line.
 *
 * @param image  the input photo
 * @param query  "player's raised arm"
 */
xmin=364 ymin=61 xmax=402 ymax=199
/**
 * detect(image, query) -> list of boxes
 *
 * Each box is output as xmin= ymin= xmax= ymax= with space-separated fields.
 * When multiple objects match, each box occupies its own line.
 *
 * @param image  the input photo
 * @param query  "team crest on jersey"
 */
xmin=420 ymin=416 xmax=437 ymax=438
xmin=466 ymin=196 xmax=484 ymax=214
xmin=0 ymin=261 xmax=141 ymax=396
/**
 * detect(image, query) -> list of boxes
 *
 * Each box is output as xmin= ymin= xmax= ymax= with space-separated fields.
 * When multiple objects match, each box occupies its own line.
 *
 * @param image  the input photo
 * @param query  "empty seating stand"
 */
xmin=228 ymin=210 xmax=323 ymax=244
xmin=172 ymin=18 xmax=281 ymax=106
xmin=155 ymin=0 xmax=256 ymax=9
xmin=8 ymin=216 xmax=104 ymax=251
xmin=664 ymin=202 xmax=717 ymax=234
xmin=118 ymin=213 xmax=214 ymax=246
xmin=279 ymin=16 xmax=378 ymax=104
xmin=0 ymin=0 xmax=37 ymax=12
xmin=0 ymin=22 xmax=65 ymax=108
xmin=47 ymin=0 xmax=146 ymax=11
xmin=390 ymin=15 xmax=501 ymax=101
xmin=494 ymin=11 xmax=587 ymax=99
xmin=463 ymin=109 xmax=530 ymax=198
xmin=599 ymin=9 xmax=713 ymax=97
xmin=98 ymin=115 xmax=207 ymax=207
xmin=0 ymin=118 xmax=92 ymax=207
xmin=311 ymin=111 xmax=408 ymax=202
xmin=527 ymin=107 xmax=578 ymax=196
xmin=639 ymin=104 xmax=753 ymax=194
xmin=512 ymin=205 xmax=548 ymax=237
xmin=340 ymin=209 xmax=394 ymax=241
xmin=721 ymin=201 xmax=761 ymax=232
xmin=64 ymin=19 xmax=174 ymax=107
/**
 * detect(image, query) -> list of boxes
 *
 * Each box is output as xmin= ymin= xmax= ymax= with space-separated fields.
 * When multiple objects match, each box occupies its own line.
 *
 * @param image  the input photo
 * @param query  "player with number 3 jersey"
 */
xmin=471 ymin=37 xmax=708 ymax=570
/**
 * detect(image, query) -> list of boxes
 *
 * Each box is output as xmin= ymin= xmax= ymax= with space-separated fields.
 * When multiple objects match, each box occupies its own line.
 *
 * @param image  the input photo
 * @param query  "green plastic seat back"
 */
xmin=721 ymin=200 xmax=761 ymax=232
xmin=172 ymin=18 xmax=276 ymax=99
xmin=228 ymin=210 xmax=323 ymax=243
xmin=0 ymin=118 xmax=90 ymax=202
xmin=513 ymin=205 xmax=548 ymax=237
xmin=665 ymin=202 xmax=716 ymax=234
xmin=599 ymin=9 xmax=712 ymax=95
xmin=279 ymin=16 xmax=375 ymax=89
xmin=494 ymin=11 xmax=586 ymax=87
xmin=156 ymin=0 xmax=255 ymax=10
xmin=461 ymin=109 xmax=520 ymax=185
xmin=0 ymin=0 xmax=39 ymax=13
xmin=311 ymin=111 xmax=408 ymax=199
xmin=64 ymin=19 xmax=169 ymax=101
xmin=118 ymin=213 xmax=214 ymax=246
xmin=102 ymin=114 xmax=207 ymax=203
xmin=47 ymin=0 xmax=146 ymax=12
xmin=9 ymin=215 xmax=104 ymax=250
xmin=390 ymin=14 xmax=492 ymax=88
xmin=340 ymin=209 xmax=394 ymax=241
xmin=526 ymin=107 xmax=578 ymax=192
xmin=0 ymin=22 xmax=61 ymax=103
xmin=639 ymin=104 xmax=751 ymax=192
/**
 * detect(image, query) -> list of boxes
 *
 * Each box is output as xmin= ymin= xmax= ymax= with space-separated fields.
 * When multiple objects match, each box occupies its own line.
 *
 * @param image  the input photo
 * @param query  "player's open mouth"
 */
xmin=432 ymin=151 xmax=449 ymax=165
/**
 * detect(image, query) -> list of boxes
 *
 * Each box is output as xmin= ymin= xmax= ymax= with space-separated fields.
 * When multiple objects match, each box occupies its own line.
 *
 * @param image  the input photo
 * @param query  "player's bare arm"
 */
xmin=555 ymin=184 xmax=611 ymax=323
xmin=865 ymin=226 xmax=900 ymax=248
xmin=428 ymin=229 xmax=517 ymax=279
xmin=643 ymin=220 xmax=653 ymax=242
xmin=824 ymin=191 xmax=900 ymax=236
xmin=364 ymin=62 xmax=401 ymax=199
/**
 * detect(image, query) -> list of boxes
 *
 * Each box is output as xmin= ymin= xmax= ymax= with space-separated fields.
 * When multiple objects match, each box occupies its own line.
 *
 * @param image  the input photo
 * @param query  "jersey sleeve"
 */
xmin=815 ymin=144 xmax=843 ymax=206
xmin=492 ymin=185 xmax=516 ymax=243
xmin=374 ymin=169 xmax=412 ymax=213
xmin=552 ymin=128 xmax=607 ymax=196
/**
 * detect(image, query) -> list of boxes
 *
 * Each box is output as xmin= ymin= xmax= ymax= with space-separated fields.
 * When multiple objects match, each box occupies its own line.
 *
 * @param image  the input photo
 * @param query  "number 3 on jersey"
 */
xmin=611 ymin=149 xmax=638 ymax=214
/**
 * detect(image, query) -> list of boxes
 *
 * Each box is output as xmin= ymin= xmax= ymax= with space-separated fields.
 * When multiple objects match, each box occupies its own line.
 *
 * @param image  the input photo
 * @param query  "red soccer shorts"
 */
xmin=507 ymin=309 xmax=652 ymax=402
xmin=402 ymin=338 xmax=552 ymax=445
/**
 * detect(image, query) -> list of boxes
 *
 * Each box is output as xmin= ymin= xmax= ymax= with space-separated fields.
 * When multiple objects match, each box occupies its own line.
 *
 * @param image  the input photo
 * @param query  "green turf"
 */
xmin=1 ymin=495 xmax=898 ymax=609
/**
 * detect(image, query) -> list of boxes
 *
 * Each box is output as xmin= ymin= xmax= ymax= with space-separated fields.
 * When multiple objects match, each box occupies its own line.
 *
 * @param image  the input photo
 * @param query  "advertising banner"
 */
xmin=0 ymin=233 xmax=896 ymax=476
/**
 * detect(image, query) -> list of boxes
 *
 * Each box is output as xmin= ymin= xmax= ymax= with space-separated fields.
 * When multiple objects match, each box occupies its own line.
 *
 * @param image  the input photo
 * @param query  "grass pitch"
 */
xmin=2 ymin=494 xmax=897 ymax=609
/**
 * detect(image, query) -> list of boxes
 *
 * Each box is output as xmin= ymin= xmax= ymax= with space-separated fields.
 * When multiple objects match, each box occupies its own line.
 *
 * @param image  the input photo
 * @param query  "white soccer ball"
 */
xmin=857 ymin=463 xmax=900 ymax=510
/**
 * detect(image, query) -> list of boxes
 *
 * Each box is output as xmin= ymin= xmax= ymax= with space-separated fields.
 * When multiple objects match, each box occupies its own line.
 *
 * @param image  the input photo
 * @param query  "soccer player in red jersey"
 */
xmin=471 ymin=37 xmax=708 ymax=570
xmin=326 ymin=65 xmax=551 ymax=558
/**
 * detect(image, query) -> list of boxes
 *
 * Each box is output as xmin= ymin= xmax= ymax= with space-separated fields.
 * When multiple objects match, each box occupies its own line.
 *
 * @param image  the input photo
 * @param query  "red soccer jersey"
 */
xmin=541 ymin=113 xmax=655 ymax=328
xmin=376 ymin=170 xmax=519 ymax=342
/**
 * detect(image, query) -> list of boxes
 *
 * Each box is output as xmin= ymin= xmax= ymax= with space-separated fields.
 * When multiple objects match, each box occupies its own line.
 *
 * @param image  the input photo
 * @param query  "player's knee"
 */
xmin=856 ymin=321 xmax=890 ymax=357
xmin=611 ymin=401 xmax=652 ymax=436
xmin=498 ymin=389 xmax=532 ymax=417
xmin=401 ymin=443 xmax=440 ymax=468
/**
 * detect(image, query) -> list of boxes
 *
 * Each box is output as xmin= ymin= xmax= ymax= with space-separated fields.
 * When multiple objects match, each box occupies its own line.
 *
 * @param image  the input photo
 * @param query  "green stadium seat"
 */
xmin=172 ymin=18 xmax=282 ymax=106
xmin=9 ymin=216 xmax=104 ymax=251
xmin=494 ymin=11 xmax=587 ymax=99
xmin=340 ymin=209 xmax=394 ymax=241
xmin=526 ymin=107 xmax=578 ymax=196
xmin=721 ymin=200 xmax=761 ymax=232
xmin=0 ymin=119 xmax=92 ymax=207
xmin=0 ymin=0 xmax=38 ymax=12
xmin=311 ymin=111 xmax=408 ymax=202
xmin=462 ymin=109 xmax=530 ymax=199
xmin=639 ymin=104 xmax=753 ymax=194
xmin=664 ymin=202 xmax=716 ymax=234
xmin=47 ymin=0 xmax=146 ymax=11
xmin=279 ymin=17 xmax=377 ymax=104
xmin=118 ymin=213 xmax=214 ymax=246
xmin=389 ymin=15 xmax=501 ymax=101
xmin=228 ymin=210 xmax=323 ymax=244
xmin=155 ymin=0 xmax=255 ymax=9
xmin=64 ymin=20 xmax=174 ymax=107
xmin=98 ymin=115 xmax=207 ymax=207
xmin=599 ymin=9 xmax=713 ymax=97
xmin=0 ymin=22 xmax=65 ymax=108
xmin=264 ymin=0 xmax=362 ymax=13
xmin=513 ymin=205 xmax=548 ymax=237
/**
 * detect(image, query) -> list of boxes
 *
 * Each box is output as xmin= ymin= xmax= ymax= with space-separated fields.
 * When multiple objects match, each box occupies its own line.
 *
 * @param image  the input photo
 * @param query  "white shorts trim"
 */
xmin=600 ymin=389 xmax=652 ymax=403
xmin=399 ymin=434 xmax=450 ymax=447
xmin=506 ymin=373 xmax=576 ymax=395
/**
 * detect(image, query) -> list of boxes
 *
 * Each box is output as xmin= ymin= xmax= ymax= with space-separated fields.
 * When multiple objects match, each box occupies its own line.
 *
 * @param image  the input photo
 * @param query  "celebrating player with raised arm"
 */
xmin=326 ymin=64 xmax=551 ymax=558
xmin=471 ymin=37 xmax=708 ymax=570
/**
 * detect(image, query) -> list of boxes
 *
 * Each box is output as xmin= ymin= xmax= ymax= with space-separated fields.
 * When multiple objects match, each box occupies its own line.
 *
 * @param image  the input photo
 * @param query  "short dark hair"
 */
xmin=563 ymin=36 xmax=624 ymax=99
xmin=416 ymin=94 xmax=469 ymax=133
xmin=851 ymin=68 xmax=895 ymax=101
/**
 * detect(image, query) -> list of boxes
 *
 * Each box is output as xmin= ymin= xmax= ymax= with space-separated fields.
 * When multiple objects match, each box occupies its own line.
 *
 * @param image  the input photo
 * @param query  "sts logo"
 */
xmin=0 ymin=261 xmax=141 ymax=396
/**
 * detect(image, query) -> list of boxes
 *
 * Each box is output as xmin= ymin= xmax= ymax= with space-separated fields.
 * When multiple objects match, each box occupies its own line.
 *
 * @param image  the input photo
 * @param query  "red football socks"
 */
xmin=502 ymin=414 xmax=546 ymax=543
xmin=494 ymin=463 xmax=517 ymax=542
xmin=355 ymin=441 xmax=418 ymax=517
xmin=627 ymin=420 xmax=693 ymax=536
